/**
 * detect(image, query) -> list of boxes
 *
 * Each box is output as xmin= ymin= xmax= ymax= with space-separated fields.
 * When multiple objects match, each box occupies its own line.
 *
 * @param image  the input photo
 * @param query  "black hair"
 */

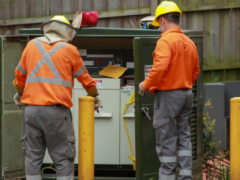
xmin=158 ymin=13 xmax=180 ymax=25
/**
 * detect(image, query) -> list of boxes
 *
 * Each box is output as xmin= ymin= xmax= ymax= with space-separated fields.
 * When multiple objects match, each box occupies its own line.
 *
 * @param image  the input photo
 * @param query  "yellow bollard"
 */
xmin=230 ymin=97 xmax=240 ymax=179
xmin=78 ymin=96 xmax=95 ymax=180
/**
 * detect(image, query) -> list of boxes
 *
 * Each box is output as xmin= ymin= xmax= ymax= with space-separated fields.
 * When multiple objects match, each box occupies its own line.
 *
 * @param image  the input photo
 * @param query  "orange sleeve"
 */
xmin=143 ymin=39 xmax=171 ymax=90
xmin=70 ymin=46 xmax=96 ymax=89
xmin=15 ymin=43 xmax=29 ymax=87
xmin=192 ymin=47 xmax=200 ymax=84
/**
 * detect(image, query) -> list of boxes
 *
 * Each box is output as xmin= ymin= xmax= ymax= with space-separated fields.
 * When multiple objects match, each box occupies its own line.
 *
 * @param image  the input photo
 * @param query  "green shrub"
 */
xmin=203 ymin=99 xmax=230 ymax=180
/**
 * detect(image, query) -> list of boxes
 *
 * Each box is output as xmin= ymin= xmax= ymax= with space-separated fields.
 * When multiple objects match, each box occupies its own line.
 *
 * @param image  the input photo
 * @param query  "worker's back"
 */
xmin=157 ymin=27 xmax=199 ymax=91
xmin=15 ymin=39 xmax=95 ymax=108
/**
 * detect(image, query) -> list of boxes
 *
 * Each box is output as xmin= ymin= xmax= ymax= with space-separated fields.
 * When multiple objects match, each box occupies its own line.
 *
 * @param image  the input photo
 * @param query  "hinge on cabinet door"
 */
xmin=2 ymin=167 xmax=8 ymax=179
xmin=2 ymin=170 xmax=4 ymax=179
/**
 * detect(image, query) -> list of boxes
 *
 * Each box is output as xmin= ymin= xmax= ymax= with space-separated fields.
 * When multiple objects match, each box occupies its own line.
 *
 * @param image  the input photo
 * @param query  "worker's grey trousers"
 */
xmin=154 ymin=90 xmax=193 ymax=180
xmin=22 ymin=105 xmax=76 ymax=180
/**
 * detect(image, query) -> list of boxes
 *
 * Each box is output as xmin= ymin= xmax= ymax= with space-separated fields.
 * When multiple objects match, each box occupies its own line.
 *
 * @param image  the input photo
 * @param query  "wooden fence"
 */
xmin=0 ymin=0 xmax=240 ymax=82
xmin=0 ymin=0 xmax=151 ymax=35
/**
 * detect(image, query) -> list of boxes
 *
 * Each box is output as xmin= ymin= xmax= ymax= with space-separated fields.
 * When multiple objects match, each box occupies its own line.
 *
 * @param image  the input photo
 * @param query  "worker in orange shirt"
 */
xmin=139 ymin=2 xmax=200 ymax=180
xmin=13 ymin=16 xmax=100 ymax=180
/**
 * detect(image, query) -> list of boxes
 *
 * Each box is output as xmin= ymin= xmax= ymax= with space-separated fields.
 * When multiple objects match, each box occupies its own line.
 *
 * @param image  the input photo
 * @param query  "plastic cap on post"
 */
xmin=230 ymin=97 xmax=240 ymax=103
xmin=79 ymin=96 xmax=95 ymax=102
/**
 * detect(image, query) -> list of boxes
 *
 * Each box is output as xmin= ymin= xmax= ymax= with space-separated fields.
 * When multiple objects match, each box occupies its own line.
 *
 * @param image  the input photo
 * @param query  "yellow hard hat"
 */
xmin=51 ymin=15 xmax=70 ymax=25
xmin=152 ymin=1 xmax=182 ymax=26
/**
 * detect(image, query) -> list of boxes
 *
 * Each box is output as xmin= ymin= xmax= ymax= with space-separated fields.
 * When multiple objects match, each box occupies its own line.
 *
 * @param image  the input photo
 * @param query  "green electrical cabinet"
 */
xmin=0 ymin=28 xmax=203 ymax=180
xmin=0 ymin=36 xmax=29 ymax=180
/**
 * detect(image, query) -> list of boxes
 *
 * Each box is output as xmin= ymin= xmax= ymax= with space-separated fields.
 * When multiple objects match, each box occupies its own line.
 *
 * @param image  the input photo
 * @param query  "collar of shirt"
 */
xmin=161 ymin=27 xmax=183 ymax=37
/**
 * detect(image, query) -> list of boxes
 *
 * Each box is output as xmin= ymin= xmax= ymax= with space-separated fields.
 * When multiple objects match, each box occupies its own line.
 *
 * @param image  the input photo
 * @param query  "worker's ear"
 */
xmin=158 ymin=17 xmax=161 ymax=25
xmin=161 ymin=17 xmax=166 ymax=25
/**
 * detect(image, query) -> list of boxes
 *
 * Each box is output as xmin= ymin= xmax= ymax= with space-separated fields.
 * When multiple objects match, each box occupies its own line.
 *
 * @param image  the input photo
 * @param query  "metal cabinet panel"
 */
xmin=223 ymin=81 xmax=240 ymax=117
xmin=134 ymin=37 xmax=159 ymax=180
xmin=203 ymin=83 xmax=226 ymax=150
xmin=0 ymin=36 xmax=29 ymax=180
xmin=120 ymin=86 xmax=135 ymax=165
xmin=74 ymin=78 xmax=120 ymax=165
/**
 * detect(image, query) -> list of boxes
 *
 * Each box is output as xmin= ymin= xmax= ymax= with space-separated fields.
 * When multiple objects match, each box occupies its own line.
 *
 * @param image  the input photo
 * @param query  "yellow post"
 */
xmin=78 ymin=96 xmax=95 ymax=180
xmin=230 ymin=97 xmax=240 ymax=179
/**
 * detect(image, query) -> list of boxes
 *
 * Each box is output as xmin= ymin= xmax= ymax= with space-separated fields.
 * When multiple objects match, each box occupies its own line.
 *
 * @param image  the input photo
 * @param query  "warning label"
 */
xmin=95 ymin=80 xmax=102 ymax=88
xmin=126 ymin=80 xmax=134 ymax=85
xmin=126 ymin=62 xmax=134 ymax=69
xmin=83 ymin=61 xmax=94 ymax=66
xmin=145 ymin=65 xmax=153 ymax=79
xmin=78 ymin=49 xmax=87 ymax=56
xmin=121 ymin=90 xmax=131 ymax=96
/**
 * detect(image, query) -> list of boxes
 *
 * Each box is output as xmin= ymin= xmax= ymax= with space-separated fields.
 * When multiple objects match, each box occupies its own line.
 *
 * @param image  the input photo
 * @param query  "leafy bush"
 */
xmin=203 ymin=99 xmax=230 ymax=180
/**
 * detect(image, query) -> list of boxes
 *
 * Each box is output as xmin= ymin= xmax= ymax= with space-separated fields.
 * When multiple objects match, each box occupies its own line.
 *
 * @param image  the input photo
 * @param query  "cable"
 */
xmin=122 ymin=91 xmax=136 ymax=170
xmin=41 ymin=164 xmax=56 ymax=175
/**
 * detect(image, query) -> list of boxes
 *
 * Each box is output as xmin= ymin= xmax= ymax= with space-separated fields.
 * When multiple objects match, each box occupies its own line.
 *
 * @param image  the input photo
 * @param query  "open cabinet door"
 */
xmin=134 ymin=36 xmax=203 ymax=180
xmin=134 ymin=37 xmax=160 ymax=180
xmin=0 ymin=36 xmax=29 ymax=180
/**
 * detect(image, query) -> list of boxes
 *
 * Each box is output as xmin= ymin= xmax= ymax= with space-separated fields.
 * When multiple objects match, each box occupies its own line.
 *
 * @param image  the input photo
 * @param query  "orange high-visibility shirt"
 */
xmin=15 ymin=39 xmax=96 ymax=108
xmin=143 ymin=27 xmax=200 ymax=93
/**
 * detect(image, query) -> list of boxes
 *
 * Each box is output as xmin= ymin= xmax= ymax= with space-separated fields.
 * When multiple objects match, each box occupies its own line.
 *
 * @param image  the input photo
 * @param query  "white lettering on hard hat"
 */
xmin=162 ymin=2 xmax=169 ymax=7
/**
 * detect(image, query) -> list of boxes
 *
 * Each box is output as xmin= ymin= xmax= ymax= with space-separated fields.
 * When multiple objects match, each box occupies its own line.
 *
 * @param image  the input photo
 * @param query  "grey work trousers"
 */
xmin=154 ymin=90 xmax=193 ymax=180
xmin=22 ymin=105 xmax=76 ymax=180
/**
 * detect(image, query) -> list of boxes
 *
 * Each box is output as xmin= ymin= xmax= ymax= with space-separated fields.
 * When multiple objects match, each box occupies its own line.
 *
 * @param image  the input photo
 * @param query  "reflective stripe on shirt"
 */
xmin=26 ymin=40 xmax=72 ymax=88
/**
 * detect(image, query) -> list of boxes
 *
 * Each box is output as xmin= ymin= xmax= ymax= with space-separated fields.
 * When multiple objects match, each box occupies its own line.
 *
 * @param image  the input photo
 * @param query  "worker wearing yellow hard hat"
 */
xmin=36 ymin=15 xmax=76 ymax=44
xmin=13 ymin=15 xmax=100 ymax=180
xmin=139 ymin=1 xmax=199 ymax=180
xmin=152 ymin=1 xmax=182 ymax=27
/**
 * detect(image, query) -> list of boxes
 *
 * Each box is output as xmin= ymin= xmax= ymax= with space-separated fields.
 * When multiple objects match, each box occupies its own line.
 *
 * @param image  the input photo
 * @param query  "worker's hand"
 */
xmin=13 ymin=93 xmax=23 ymax=109
xmin=139 ymin=82 xmax=147 ymax=92
xmin=94 ymin=95 xmax=101 ymax=113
